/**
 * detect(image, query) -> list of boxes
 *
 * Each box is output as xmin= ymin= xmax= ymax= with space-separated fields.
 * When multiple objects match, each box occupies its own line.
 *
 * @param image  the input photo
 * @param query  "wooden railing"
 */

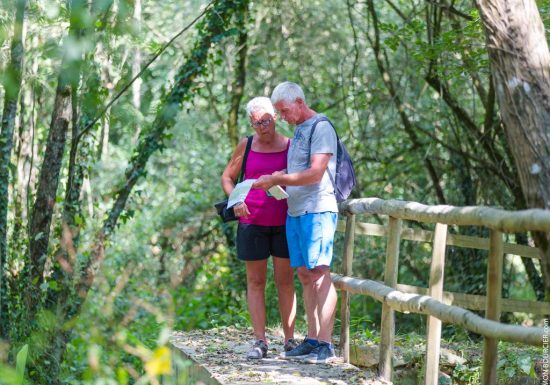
xmin=334 ymin=198 xmax=549 ymax=385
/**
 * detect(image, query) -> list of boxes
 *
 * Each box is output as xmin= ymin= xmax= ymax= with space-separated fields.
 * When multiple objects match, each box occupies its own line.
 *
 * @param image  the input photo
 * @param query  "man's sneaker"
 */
xmin=246 ymin=340 xmax=268 ymax=359
xmin=283 ymin=338 xmax=300 ymax=352
xmin=303 ymin=342 xmax=336 ymax=364
xmin=280 ymin=339 xmax=317 ymax=360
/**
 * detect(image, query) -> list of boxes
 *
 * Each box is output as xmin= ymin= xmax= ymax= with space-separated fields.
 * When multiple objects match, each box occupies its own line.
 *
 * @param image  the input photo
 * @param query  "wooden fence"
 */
xmin=334 ymin=198 xmax=549 ymax=385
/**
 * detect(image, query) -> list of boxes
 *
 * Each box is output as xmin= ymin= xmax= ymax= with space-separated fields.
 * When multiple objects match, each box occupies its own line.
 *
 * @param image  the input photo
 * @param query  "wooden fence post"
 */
xmin=425 ymin=223 xmax=448 ymax=385
xmin=378 ymin=216 xmax=402 ymax=381
xmin=340 ymin=213 xmax=355 ymax=363
xmin=482 ymin=230 xmax=503 ymax=385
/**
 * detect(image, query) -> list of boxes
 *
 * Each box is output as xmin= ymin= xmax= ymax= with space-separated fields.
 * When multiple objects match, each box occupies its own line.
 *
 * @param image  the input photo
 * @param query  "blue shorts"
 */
xmin=286 ymin=212 xmax=338 ymax=269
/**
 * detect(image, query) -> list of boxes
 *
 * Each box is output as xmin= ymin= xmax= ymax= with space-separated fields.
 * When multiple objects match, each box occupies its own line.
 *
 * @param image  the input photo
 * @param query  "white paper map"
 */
xmin=227 ymin=179 xmax=256 ymax=208
xmin=227 ymin=180 xmax=289 ymax=208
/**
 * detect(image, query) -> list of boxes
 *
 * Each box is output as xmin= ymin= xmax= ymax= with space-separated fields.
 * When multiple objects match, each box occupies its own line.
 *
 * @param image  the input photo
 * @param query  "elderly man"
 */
xmin=253 ymin=82 xmax=338 ymax=364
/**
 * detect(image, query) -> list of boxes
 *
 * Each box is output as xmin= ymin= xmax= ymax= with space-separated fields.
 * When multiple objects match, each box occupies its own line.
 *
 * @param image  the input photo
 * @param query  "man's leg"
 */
xmin=296 ymin=266 xmax=337 ymax=364
xmin=315 ymin=266 xmax=337 ymax=342
xmin=298 ymin=212 xmax=338 ymax=364
xmin=273 ymin=256 xmax=296 ymax=342
xmin=297 ymin=266 xmax=319 ymax=339
xmin=297 ymin=266 xmax=336 ymax=342
xmin=246 ymin=259 xmax=268 ymax=342
xmin=280 ymin=217 xmax=319 ymax=359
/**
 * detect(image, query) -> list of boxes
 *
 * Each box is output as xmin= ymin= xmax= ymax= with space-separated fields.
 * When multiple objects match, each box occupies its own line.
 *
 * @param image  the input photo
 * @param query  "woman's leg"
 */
xmin=246 ymin=259 xmax=268 ymax=342
xmin=273 ymin=256 xmax=296 ymax=342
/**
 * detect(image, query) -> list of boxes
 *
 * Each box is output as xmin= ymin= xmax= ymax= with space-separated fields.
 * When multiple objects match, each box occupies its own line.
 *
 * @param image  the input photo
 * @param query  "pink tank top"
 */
xmin=240 ymin=140 xmax=290 ymax=226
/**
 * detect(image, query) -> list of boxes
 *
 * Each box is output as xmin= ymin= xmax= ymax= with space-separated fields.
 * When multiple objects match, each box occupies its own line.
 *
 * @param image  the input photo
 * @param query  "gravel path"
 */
xmin=170 ymin=327 xmax=388 ymax=385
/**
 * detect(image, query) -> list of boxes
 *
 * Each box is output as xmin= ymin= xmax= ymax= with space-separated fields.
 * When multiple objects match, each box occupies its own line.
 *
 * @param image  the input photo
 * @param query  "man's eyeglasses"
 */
xmin=251 ymin=117 xmax=273 ymax=128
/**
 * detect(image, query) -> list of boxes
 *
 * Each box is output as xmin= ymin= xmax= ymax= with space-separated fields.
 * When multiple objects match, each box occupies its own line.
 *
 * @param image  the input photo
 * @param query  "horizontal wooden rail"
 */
xmin=394 ymin=283 xmax=550 ymax=315
xmin=332 ymin=274 xmax=543 ymax=346
xmin=339 ymin=198 xmax=550 ymax=232
xmin=336 ymin=221 xmax=541 ymax=259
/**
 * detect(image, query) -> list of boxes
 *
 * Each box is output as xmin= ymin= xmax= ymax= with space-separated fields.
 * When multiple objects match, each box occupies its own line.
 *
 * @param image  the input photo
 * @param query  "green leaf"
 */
xmin=517 ymin=356 xmax=532 ymax=374
xmin=16 ymin=344 xmax=28 ymax=385
xmin=504 ymin=366 xmax=516 ymax=378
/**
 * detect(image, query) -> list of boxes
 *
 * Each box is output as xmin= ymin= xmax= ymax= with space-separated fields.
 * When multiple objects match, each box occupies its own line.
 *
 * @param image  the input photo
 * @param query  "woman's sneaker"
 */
xmin=280 ymin=339 xmax=317 ymax=360
xmin=283 ymin=338 xmax=300 ymax=352
xmin=246 ymin=340 xmax=268 ymax=359
xmin=303 ymin=342 xmax=336 ymax=364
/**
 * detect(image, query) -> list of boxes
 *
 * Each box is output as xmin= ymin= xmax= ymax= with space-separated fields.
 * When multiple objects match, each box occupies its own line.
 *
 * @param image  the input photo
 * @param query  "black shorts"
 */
xmin=237 ymin=223 xmax=290 ymax=261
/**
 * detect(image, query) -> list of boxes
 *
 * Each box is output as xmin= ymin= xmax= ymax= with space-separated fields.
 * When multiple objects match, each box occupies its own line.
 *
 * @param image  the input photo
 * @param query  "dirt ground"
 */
xmin=170 ymin=327 xmax=389 ymax=385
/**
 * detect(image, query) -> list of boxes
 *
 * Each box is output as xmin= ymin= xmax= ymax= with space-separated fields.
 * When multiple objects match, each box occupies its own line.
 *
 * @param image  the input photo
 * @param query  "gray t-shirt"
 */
xmin=286 ymin=114 xmax=338 ymax=216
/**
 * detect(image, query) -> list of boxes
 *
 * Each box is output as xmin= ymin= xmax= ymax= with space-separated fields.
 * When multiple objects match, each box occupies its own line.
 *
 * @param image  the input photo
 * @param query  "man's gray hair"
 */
xmin=246 ymin=96 xmax=275 ymax=117
xmin=271 ymin=81 xmax=306 ymax=104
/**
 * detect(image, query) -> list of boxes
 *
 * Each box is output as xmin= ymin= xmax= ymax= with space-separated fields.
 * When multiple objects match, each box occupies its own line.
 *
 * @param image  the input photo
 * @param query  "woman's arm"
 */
xmin=221 ymin=138 xmax=251 ymax=217
xmin=221 ymin=138 xmax=248 ymax=195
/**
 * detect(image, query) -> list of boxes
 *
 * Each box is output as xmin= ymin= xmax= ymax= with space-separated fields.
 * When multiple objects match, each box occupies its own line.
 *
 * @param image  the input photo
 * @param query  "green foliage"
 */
xmin=449 ymin=341 xmax=541 ymax=384
xmin=1 ymin=0 xmax=547 ymax=384
xmin=15 ymin=344 xmax=28 ymax=384
xmin=0 ymin=344 xmax=28 ymax=385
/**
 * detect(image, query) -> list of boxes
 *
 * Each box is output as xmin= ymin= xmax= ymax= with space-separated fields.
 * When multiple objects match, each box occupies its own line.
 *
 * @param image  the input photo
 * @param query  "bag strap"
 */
xmin=238 ymin=136 xmax=253 ymax=183
xmin=308 ymin=117 xmax=337 ymax=188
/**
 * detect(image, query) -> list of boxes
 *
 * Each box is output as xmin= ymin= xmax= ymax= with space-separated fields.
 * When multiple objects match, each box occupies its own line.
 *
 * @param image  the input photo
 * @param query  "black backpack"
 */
xmin=309 ymin=117 xmax=356 ymax=202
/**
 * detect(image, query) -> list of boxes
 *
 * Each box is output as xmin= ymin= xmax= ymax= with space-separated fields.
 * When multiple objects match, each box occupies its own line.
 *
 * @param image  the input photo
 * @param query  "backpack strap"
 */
xmin=238 ymin=136 xmax=253 ymax=183
xmin=308 ymin=117 xmax=337 ymax=188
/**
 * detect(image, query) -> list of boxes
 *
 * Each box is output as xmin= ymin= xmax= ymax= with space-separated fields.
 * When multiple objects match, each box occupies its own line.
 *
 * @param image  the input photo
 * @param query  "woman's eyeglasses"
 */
xmin=251 ymin=117 xmax=273 ymax=128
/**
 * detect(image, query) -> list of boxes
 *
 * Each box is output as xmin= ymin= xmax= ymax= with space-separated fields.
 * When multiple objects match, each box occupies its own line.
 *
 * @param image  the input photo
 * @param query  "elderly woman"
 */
xmin=221 ymin=97 xmax=297 ymax=359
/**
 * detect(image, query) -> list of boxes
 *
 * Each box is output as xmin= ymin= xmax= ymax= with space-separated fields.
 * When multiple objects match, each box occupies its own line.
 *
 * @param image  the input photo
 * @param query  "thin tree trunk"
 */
xmin=476 ymin=0 xmax=550 ymax=298
xmin=0 ymin=0 xmax=27 ymax=338
xmin=131 ymin=0 xmax=142 ymax=144
xmin=227 ymin=6 xmax=248 ymax=147
xmin=11 ymin=91 xmax=25 ymax=254
xmin=97 ymin=47 xmax=112 ymax=159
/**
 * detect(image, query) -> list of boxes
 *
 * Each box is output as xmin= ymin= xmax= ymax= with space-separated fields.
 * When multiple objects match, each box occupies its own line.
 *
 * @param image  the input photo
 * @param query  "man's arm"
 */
xmin=253 ymin=153 xmax=331 ymax=190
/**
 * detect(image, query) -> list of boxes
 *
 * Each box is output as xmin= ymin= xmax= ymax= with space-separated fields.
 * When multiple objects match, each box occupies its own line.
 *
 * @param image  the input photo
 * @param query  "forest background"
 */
xmin=0 ymin=0 xmax=549 ymax=384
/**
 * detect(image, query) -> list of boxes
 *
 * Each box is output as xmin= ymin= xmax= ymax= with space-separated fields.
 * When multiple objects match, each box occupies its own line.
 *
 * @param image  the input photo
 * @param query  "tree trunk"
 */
xmin=131 ymin=0 xmax=142 ymax=144
xmin=227 ymin=6 xmax=248 ymax=147
xmin=475 ymin=0 xmax=550 ymax=298
xmin=27 ymin=84 xmax=71 ymax=302
xmin=0 ymin=0 xmax=27 ymax=338
xmin=27 ymin=0 xmax=87 ymax=319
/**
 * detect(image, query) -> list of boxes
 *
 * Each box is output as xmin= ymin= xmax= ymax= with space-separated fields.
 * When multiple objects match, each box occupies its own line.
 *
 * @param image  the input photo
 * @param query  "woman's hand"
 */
xmin=233 ymin=202 xmax=250 ymax=218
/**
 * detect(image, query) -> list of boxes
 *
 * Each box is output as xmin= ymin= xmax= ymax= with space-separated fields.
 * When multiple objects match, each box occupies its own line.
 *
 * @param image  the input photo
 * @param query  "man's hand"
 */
xmin=233 ymin=202 xmax=250 ymax=218
xmin=253 ymin=175 xmax=276 ymax=191
xmin=272 ymin=170 xmax=286 ymax=176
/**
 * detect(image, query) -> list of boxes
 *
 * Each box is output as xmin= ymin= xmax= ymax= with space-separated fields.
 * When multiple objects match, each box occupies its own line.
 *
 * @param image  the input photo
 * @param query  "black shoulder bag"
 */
xmin=214 ymin=136 xmax=253 ymax=222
